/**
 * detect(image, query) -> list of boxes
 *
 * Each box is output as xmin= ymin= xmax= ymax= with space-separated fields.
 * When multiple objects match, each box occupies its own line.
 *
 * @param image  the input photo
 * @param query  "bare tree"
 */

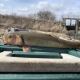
xmin=27 ymin=13 xmax=38 ymax=19
xmin=37 ymin=10 xmax=56 ymax=21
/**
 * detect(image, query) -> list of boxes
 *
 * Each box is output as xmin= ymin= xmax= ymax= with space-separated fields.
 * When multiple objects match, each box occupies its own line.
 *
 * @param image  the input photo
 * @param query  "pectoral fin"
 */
xmin=22 ymin=45 xmax=31 ymax=52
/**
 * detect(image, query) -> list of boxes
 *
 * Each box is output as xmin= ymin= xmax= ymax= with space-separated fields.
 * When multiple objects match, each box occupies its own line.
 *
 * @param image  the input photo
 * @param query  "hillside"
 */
xmin=0 ymin=14 xmax=68 ymax=34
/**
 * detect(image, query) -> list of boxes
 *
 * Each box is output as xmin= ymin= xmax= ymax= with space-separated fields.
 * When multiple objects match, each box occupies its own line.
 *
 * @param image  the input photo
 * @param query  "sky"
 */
xmin=0 ymin=0 xmax=80 ymax=20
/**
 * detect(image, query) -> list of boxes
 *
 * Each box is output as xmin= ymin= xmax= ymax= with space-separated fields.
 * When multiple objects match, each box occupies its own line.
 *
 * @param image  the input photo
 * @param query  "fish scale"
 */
xmin=17 ymin=32 xmax=77 ymax=48
xmin=2 ymin=31 xmax=80 ymax=48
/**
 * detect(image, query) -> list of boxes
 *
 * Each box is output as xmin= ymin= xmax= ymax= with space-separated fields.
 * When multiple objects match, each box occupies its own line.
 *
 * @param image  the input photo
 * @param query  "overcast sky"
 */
xmin=0 ymin=0 xmax=80 ymax=20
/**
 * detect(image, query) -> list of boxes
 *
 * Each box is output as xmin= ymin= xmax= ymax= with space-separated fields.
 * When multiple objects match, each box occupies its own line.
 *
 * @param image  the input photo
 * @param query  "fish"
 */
xmin=2 ymin=31 xmax=80 ymax=52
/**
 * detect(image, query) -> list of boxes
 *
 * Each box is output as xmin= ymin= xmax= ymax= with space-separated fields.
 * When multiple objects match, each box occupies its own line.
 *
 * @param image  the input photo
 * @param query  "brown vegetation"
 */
xmin=0 ymin=14 xmax=68 ymax=34
xmin=0 ymin=10 xmax=68 ymax=34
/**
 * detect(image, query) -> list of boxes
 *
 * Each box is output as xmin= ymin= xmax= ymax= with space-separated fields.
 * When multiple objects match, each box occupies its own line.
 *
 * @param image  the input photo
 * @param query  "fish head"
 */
xmin=3 ymin=34 xmax=23 ymax=46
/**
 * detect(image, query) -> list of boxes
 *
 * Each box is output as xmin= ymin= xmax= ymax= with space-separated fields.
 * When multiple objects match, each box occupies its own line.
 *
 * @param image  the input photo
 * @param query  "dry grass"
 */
xmin=0 ymin=14 xmax=68 ymax=34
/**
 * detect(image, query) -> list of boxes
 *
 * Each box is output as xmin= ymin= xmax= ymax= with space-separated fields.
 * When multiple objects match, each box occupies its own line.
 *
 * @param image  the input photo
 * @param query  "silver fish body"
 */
xmin=15 ymin=32 xmax=80 ymax=48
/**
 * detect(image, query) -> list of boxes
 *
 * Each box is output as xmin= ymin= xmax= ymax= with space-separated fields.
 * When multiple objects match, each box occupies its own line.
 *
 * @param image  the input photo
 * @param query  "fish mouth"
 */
xmin=3 ymin=35 xmax=9 ymax=44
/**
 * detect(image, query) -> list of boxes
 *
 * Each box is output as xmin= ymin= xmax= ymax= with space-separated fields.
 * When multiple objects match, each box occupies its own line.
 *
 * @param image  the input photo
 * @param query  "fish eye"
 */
xmin=9 ymin=35 xmax=13 ymax=38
